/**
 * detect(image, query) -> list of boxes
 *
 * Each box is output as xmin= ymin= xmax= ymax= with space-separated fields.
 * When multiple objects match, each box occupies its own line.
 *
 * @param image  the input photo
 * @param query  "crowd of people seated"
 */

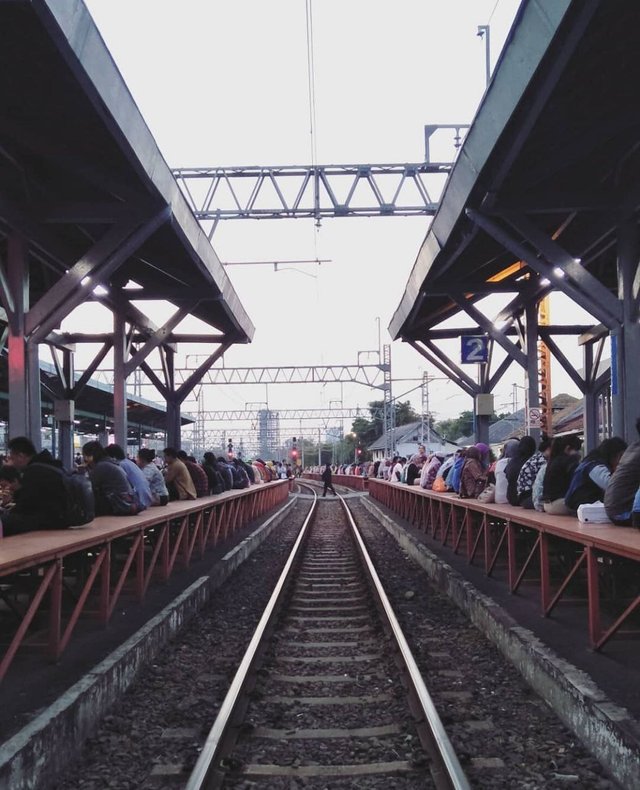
xmin=0 ymin=436 xmax=295 ymax=537
xmin=368 ymin=423 xmax=640 ymax=527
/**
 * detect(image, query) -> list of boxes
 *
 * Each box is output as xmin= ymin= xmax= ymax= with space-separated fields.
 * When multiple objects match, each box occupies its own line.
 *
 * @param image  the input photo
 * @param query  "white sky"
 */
xmin=70 ymin=0 xmax=593 ymax=442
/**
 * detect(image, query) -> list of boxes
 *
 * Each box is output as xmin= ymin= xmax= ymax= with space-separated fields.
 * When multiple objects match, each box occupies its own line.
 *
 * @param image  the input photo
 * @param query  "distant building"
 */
xmin=456 ymin=394 xmax=581 ymax=449
xmin=257 ymin=410 xmax=280 ymax=459
xmin=367 ymin=420 xmax=459 ymax=460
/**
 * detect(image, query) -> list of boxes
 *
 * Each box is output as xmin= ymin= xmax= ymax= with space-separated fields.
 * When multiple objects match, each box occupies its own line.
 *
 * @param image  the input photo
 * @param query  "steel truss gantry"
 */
xmin=154 ymin=362 xmax=386 ymax=389
xmin=172 ymin=125 xmax=470 ymax=232
xmin=183 ymin=407 xmax=368 ymax=422
xmin=173 ymin=163 xmax=443 ymax=228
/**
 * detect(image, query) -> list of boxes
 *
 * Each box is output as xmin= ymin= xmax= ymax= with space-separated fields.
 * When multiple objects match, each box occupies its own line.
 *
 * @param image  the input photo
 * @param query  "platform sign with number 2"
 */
xmin=461 ymin=336 xmax=489 ymax=364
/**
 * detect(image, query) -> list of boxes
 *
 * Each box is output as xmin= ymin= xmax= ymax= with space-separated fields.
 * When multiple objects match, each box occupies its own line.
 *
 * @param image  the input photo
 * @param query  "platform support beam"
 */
xmin=525 ymin=301 xmax=541 ymax=443
xmin=113 ymin=310 xmax=127 ymax=447
xmin=612 ymin=219 xmax=640 ymax=441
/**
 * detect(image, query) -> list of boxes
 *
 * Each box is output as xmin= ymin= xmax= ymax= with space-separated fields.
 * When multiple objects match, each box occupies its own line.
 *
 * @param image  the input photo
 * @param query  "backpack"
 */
xmin=65 ymin=472 xmax=96 ymax=526
xmin=564 ymin=460 xmax=599 ymax=511
xmin=32 ymin=462 xmax=95 ymax=527
xmin=232 ymin=465 xmax=249 ymax=489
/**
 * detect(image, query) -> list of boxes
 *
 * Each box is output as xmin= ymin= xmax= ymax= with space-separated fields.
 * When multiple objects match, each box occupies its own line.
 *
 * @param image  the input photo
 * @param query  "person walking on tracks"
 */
xmin=321 ymin=462 xmax=337 ymax=497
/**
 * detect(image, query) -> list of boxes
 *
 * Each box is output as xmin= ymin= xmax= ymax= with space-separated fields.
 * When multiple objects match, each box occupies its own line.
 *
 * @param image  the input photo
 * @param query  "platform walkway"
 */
xmin=368 ymin=479 xmax=640 ymax=652
xmin=0 ymin=481 xmax=289 ymax=682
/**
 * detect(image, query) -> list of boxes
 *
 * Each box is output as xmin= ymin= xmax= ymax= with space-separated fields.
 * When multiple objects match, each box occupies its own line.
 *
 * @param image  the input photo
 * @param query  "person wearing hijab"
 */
xmin=459 ymin=446 xmax=485 ymax=498
xmin=475 ymin=442 xmax=491 ymax=471
xmin=494 ymin=439 xmax=519 ymax=504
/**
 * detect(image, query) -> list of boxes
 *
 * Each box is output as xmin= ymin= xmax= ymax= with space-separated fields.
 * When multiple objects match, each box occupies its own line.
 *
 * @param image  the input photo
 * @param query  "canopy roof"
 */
xmin=0 ymin=0 xmax=254 ymax=341
xmin=390 ymin=0 xmax=638 ymax=339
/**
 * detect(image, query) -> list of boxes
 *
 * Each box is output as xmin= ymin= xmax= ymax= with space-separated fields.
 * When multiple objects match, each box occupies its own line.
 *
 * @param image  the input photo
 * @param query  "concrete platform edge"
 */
xmin=0 ymin=496 xmax=298 ymax=790
xmin=361 ymin=496 xmax=640 ymax=790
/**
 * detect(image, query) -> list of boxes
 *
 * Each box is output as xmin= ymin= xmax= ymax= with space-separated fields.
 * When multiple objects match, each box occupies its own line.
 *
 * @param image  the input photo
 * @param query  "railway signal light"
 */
xmin=291 ymin=437 xmax=298 ymax=460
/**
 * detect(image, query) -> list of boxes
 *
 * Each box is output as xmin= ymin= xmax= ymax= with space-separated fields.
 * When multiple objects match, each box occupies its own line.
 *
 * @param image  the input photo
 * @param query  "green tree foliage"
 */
xmin=346 ymin=400 xmax=421 ymax=450
xmin=435 ymin=411 xmax=474 ymax=442
xmin=435 ymin=410 xmax=511 ymax=442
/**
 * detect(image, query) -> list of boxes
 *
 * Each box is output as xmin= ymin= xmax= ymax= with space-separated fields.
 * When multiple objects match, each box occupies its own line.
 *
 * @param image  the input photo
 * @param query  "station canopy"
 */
xmin=390 ymin=0 xmax=638 ymax=341
xmin=0 ymin=0 xmax=254 ymax=344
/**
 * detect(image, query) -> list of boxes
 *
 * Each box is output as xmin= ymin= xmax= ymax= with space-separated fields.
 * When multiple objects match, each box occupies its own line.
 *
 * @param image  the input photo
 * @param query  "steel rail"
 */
xmin=185 ymin=490 xmax=318 ymax=790
xmin=341 ymin=499 xmax=471 ymax=790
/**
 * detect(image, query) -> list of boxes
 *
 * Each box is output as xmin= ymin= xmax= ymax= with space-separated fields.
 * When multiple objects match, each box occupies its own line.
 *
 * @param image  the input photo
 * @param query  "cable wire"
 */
xmin=487 ymin=0 xmax=501 ymax=23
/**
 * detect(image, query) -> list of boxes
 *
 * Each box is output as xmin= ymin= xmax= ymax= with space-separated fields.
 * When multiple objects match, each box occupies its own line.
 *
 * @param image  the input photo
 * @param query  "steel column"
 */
xmin=166 ymin=399 xmax=182 ymax=449
xmin=582 ymin=343 xmax=599 ymax=450
xmin=7 ymin=234 xmax=30 ymax=439
xmin=112 ymin=310 xmax=127 ymax=446
xmin=613 ymin=220 xmax=640 ymax=441
xmin=58 ymin=351 xmax=75 ymax=469
xmin=525 ymin=302 xmax=540 ymax=442
xmin=27 ymin=340 xmax=41 ymax=449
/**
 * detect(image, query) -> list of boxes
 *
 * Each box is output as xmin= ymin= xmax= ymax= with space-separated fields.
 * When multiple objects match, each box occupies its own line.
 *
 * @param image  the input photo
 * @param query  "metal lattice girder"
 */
xmin=182 ymin=407 xmax=369 ymax=422
xmin=167 ymin=364 xmax=385 ymax=389
xmin=172 ymin=163 xmax=446 ymax=222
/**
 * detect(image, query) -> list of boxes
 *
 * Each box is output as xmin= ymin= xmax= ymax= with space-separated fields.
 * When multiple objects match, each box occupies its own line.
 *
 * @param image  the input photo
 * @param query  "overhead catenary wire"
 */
xmin=487 ymin=0 xmax=501 ymax=24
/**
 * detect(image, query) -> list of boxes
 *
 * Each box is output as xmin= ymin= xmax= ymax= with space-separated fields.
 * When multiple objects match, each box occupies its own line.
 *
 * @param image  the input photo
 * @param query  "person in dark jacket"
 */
xmin=605 ymin=419 xmax=640 ymax=525
xmin=542 ymin=435 xmax=582 ymax=515
xmin=2 ymin=436 xmax=68 ymax=535
xmin=321 ymin=463 xmax=336 ymax=497
xmin=505 ymin=436 xmax=536 ymax=506
xmin=202 ymin=452 xmax=225 ymax=494
xmin=565 ymin=437 xmax=627 ymax=512
xmin=83 ymin=441 xmax=140 ymax=516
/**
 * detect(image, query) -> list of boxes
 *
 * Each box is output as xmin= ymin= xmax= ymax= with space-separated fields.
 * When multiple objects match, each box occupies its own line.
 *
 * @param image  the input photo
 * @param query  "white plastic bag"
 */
xmin=577 ymin=501 xmax=611 ymax=524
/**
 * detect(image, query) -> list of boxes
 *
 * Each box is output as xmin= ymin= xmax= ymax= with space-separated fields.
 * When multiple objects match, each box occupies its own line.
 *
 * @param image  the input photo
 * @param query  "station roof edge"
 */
xmin=34 ymin=0 xmax=255 ymax=343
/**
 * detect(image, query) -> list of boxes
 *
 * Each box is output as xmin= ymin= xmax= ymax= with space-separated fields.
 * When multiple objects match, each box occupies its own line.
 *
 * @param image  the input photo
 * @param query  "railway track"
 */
xmin=187 ymin=490 xmax=469 ymax=789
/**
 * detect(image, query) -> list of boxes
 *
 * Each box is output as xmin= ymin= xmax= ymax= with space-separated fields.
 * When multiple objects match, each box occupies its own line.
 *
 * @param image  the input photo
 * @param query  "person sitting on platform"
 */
xmin=541 ymin=434 xmax=582 ymax=515
xmin=604 ymin=419 xmax=640 ymax=526
xmin=176 ymin=450 xmax=209 ymax=497
xmin=420 ymin=453 xmax=443 ymax=489
xmin=516 ymin=437 xmax=552 ymax=509
xmin=475 ymin=442 xmax=491 ymax=471
xmin=505 ymin=436 xmax=535 ymax=506
xmin=137 ymin=448 xmax=169 ymax=506
xmin=0 ymin=437 xmax=68 ymax=535
xmin=459 ymin=446 xmax=486 ymax=499
xmin=163 ymin=447 xmax=197 ymax=501
xmin=202 ymin=452 xmax=226 ymax=494
xmin=447 ymin=448 xmax=467 ymax=494
xmin=565 ymin=436 xmax=627 ymax=512
xmin=83 ymin=440 xmax=142 ymax=516
xmin=407 ymin=445 xmax=427 ymax=482
xmin=106 ymin=444 xmax=152 ymax=511
xmin=494 ymin=439 xmax=519 ymax=504
xmin=0 ymin=464 xmax=21 ymax=509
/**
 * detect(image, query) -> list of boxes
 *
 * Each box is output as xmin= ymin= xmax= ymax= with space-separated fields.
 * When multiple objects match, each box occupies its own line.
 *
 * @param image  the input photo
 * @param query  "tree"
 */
xmin=436 ymin=410 xmax=474 ymax=442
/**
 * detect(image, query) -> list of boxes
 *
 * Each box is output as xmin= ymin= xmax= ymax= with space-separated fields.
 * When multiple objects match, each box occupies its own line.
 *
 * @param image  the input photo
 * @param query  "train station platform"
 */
xmin=366 ymin=481 xmax=640 ymax=723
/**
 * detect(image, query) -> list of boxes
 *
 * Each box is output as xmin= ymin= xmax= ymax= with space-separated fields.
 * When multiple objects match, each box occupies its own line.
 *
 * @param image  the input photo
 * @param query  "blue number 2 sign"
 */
xmin=461 ymin=336 xmax=489 ymax=364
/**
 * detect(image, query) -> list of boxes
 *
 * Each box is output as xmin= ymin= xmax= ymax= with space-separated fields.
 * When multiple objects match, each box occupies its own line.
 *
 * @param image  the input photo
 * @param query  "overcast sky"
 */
xmin=71 ymin=0 xmax=591 ymax=445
